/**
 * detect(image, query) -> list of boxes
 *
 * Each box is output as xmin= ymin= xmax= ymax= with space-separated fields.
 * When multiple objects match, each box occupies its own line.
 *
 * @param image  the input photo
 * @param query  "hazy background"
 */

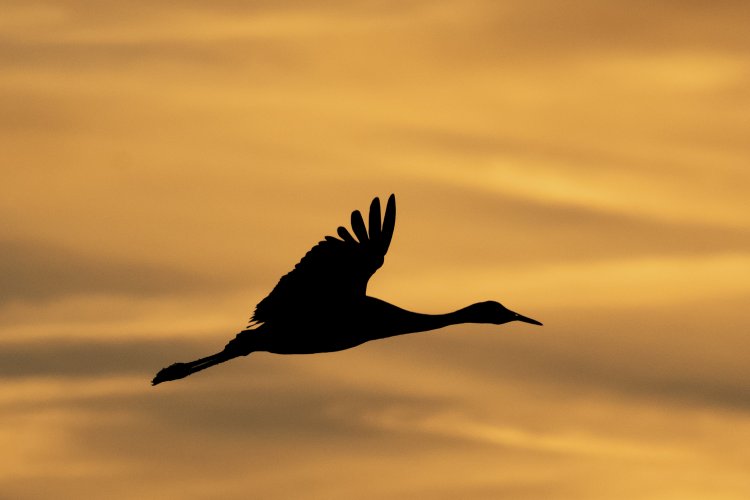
xmin=2 ymin=1 xmax=749 ymax=498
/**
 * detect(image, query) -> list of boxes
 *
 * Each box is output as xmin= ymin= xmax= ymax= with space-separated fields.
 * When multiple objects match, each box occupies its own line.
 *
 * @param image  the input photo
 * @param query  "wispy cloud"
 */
xmin=2 ymin=1 xmax=750 ymax=498
xmin=0 ymin=238 xmax=219 ymax=305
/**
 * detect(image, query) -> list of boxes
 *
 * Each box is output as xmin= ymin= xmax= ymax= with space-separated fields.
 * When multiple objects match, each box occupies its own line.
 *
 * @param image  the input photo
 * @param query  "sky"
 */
xmin=1 ymin=1 xmax=749 ymax=498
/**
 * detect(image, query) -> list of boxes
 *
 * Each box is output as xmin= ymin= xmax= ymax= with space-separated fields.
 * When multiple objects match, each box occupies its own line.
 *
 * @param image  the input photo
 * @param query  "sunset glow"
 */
xmin=2 ymin=1 xmax=749 ymax=498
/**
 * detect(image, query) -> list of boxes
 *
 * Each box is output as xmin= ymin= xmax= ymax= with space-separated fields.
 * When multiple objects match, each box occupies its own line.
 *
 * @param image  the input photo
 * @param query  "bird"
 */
xmin=152 ymin=194 xmax=542 ymax=385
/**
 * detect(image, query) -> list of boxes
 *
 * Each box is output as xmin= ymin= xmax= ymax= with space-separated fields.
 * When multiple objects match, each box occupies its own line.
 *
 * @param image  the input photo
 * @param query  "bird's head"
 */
xmin=465 ymin=301 xmax=543 ymax=326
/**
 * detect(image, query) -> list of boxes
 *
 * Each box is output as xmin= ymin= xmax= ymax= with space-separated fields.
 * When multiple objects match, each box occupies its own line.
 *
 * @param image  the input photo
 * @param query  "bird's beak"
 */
xmin=515 ymin=313 xmax=543 ymax=326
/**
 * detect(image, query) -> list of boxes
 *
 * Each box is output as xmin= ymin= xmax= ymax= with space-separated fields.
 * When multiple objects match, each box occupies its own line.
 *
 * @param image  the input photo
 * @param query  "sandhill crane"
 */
xmin=152 ymin=195 xmax=541 ymax=385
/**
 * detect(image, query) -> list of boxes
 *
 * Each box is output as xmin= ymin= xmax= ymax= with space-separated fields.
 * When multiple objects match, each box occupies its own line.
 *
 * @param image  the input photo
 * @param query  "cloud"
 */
xmin=2 ymin=1 xmax=750 ymax=498
xmin=0 ymin=336 xmax=211 ymax=379
xmin=0 ymin=238 xmax=219 ymax=304
xmin=373 ymin=182 xmax=750 ymax=273
xmin=372 ymin=295 xmax=750 ymax=412
xmin=1 ymin=327 xmax=748 ymax=499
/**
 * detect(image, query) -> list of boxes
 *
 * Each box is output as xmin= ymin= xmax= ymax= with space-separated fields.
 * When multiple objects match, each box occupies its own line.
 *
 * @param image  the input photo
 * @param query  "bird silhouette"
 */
xmin=152 ymin=194 xmax=542 ymax=385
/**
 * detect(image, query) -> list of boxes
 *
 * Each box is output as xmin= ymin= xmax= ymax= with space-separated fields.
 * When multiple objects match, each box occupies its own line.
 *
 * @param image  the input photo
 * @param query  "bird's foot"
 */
xmin=151 ymin=362 xmax=192 ymax=386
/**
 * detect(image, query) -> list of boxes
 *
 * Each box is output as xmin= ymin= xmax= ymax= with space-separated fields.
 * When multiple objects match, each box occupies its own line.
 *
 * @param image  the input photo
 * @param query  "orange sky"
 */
xmin=2 ymin=1 xmax=749 ymax=499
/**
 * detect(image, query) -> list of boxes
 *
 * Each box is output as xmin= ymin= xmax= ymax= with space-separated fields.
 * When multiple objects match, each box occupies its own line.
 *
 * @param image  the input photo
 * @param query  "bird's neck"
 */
xmin=365 ymin=297 xmax=478 ymax=339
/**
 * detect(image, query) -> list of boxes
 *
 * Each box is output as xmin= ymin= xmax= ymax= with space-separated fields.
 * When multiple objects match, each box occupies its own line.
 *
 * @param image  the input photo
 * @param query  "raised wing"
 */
xmin=251 ymin=194 xmax=396 ymax=325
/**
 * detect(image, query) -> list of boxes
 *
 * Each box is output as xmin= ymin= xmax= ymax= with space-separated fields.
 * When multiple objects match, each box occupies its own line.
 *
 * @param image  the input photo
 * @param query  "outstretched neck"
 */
xmin=404 ymin=306 xmax=476 ymax=332
xmin=366 ymin=297 xmax=480 ymax=340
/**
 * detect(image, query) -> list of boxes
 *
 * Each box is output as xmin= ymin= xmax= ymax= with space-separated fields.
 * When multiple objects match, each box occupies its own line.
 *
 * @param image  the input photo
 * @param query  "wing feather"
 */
xmin=381 ymin=194 xmax=396 ymax=253
xmin=350 ymin=210 xmax=369 ymax=243
xmin=251 ymin=195 xmax=396 ymax=325
xmin=368 ymin=197 xmax=381 ymax=243
xmin=337 ymin=226 xmax=356 ymax=244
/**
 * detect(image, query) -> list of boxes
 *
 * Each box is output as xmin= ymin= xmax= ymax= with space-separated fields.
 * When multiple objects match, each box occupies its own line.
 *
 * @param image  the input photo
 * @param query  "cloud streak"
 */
xmin=0 ymin=238 xmax=219 ymax=304
xmin=2 ymin=1 xmax=750 ymax=499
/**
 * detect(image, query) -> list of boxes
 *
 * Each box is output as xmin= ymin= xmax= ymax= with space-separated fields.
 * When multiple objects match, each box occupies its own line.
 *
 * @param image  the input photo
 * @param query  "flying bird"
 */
xmin=152 ymin=195 xmax=542 ymax=385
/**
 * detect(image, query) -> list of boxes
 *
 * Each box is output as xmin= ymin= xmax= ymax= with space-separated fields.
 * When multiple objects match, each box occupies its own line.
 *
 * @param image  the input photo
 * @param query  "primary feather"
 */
xmin=250 ymin=194 xmax=396 ymax=326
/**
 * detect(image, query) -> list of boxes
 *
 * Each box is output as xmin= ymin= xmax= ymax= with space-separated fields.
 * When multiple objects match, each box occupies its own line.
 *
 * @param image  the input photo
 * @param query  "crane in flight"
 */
xmin=152 ymin=195 xmax=542 ymax=385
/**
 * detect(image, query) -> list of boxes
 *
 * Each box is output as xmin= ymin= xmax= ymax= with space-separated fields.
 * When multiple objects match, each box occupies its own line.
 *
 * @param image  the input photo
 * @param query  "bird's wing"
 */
xmin=250 ymin=194 xmax=396 ymax=325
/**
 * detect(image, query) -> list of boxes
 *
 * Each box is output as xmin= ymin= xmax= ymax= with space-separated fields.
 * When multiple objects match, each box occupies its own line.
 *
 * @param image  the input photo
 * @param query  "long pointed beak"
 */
xmin=515 ymin=312 xmax=543 ymax=326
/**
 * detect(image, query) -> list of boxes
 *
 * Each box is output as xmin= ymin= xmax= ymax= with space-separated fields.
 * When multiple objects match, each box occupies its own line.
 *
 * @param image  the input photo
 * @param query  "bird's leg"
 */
xmin=224 ymin=329 xmax=259 ymax=356
xmin=151 ymin=329 xmax=263 ymax=386
xmin=152 ymin=347 xmax=243 ymax=386
xmin=152 ymin=353 xmax=220 ymax=385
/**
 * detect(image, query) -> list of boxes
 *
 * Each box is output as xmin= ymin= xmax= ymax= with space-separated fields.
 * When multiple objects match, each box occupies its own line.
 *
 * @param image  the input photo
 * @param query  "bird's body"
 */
xmin=152 ymin=195 xmax=541 ymax=385
xmin=242 ymin=297 xmax=403 ymax=355
xmin=233 ymin=297 xmax=510 ymax=355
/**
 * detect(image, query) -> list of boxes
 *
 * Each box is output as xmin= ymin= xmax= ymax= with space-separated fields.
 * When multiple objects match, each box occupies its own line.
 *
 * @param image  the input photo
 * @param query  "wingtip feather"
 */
xmin=381 ymin=194 xmax=396 ymax=252
xmin=350 ymin=209 xmax=369 ymax=243
xmin=369 ymin=197 xmax=382 ymax=243
xmin=337 ymin=226 xmax=356 ymax=243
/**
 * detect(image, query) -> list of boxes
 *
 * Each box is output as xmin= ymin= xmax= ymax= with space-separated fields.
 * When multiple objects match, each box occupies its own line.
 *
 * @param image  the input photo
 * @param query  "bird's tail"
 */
xmin=151 ymin=331 xmax=255 ymax=386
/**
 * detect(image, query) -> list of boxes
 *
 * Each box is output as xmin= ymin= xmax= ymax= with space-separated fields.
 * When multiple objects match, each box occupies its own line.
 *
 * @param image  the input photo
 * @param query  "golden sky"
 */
xmin=2 ymin=1 xmax=749 ymax=498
